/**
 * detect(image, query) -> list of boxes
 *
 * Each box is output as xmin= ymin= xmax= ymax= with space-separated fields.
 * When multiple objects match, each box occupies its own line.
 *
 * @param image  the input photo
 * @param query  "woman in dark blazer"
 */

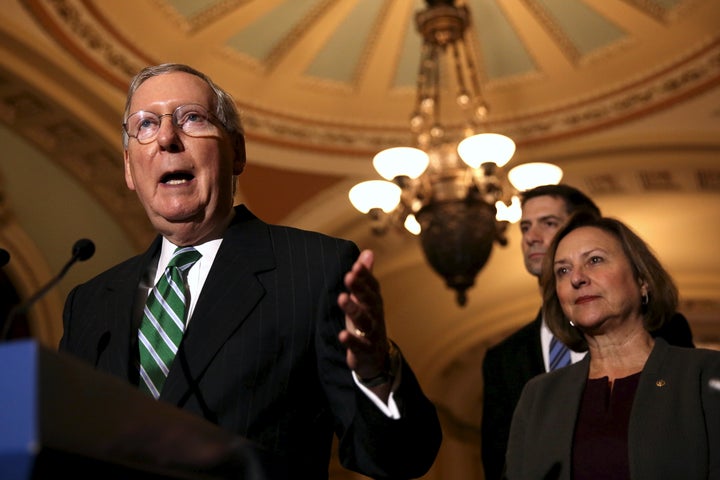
xmin=504 ymin=212 xmax=720 ymax=479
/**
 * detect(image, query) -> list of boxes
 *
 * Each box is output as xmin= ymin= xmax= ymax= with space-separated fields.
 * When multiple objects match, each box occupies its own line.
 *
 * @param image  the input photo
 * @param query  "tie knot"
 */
xmin=168 ymin=246 xmax=202 ymax=272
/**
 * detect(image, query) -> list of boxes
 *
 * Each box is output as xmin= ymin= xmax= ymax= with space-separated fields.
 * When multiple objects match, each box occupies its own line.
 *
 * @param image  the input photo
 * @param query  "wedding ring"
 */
xmin=353 ymin=328 xmax=366 ymax=338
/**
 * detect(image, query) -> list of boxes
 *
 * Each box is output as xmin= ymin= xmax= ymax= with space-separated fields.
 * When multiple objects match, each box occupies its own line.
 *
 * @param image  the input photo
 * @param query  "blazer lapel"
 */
xmin=161 ymin=206 xmax=275 ymax=402
xmin=98 ymin=238 xmax=162 ymax=379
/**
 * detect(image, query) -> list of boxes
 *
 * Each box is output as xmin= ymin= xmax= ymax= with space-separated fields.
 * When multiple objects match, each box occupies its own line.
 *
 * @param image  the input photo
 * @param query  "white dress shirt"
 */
xmin=540 ymin=316 xmax=587 ymax=372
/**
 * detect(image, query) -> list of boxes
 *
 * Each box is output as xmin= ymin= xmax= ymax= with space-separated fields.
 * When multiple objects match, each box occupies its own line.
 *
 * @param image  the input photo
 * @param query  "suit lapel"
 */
xmin=161 ymin=206 xmax=275 ymax=402
xmin=98 ymin=238 xmax=162 ymax=379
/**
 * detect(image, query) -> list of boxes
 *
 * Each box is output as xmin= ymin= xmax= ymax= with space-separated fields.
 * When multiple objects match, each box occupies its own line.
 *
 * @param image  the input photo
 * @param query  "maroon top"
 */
xmin=572 ymin=372 xmax=641 ymax=480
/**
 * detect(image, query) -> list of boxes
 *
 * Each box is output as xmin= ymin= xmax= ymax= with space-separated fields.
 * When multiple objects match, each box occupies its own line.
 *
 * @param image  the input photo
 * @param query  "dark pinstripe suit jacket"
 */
xmin=59 ymin=204 xmax=441 ymax=479
xmin=504 ymin=338 xmax=720 ymax=480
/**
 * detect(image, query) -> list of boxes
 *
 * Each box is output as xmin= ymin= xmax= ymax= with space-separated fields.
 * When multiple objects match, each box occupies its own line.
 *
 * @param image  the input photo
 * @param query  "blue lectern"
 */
xmin=0 ymin=339 xmax=280 ymax=479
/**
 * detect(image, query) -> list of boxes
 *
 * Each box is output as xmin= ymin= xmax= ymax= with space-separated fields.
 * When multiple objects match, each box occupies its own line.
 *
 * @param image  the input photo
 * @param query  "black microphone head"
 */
xmin=72 ymin=239 xmax=96 ymax=261
xmin=0 ymin=248 xmax=9 ymax=267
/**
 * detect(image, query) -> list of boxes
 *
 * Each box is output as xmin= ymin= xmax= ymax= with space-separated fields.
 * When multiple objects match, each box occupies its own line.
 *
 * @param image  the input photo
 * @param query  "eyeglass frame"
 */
xmin=122 ymin=103 xmax=224 ymax=145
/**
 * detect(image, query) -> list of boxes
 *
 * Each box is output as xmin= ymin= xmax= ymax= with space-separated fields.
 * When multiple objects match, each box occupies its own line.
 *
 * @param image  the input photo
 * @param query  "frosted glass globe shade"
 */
xmin=508 ymin=162 xmax=564 ymax=191
xmin=457 ymin=133 xmax=516 ymax=168
xmin=373 ymin=147 xmax=429 ymax=180
xmin=348 ymin=180 xmax=401 ymax=213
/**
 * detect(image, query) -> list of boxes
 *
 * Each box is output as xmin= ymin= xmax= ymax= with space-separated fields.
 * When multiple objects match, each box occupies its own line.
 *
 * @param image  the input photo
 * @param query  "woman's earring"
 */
xmin=569 ymin=320 xmax=576 ymax=327
xmin=641 ymin=293 xmax=649 ymax=306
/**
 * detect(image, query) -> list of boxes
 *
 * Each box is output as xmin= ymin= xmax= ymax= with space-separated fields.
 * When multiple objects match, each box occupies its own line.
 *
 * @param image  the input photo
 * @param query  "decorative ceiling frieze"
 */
xmin=19 ymin=0 xmax=720 ymax=154
xmin=0 ymin=69 xmax=154 ymax=249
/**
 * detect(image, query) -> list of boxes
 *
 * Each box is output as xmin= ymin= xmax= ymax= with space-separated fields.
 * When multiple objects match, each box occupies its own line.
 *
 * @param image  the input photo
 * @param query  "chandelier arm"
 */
xmin=368 ymin=208 xmax=389 ymax=236
xmin=431 ymin=44 xmax=442 ymax=147
xmin=417 ymin=43 xmax=432 ymax=116
xmin=450 ymin=42 xmax=468 ymax=100
xmin=462 ymin=31 xmax=484 ymax=111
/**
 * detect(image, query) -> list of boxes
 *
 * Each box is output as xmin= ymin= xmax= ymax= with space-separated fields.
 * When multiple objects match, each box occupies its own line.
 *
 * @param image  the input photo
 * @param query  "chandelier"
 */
xmin=348 ymin=0 xmax=562 ymax=306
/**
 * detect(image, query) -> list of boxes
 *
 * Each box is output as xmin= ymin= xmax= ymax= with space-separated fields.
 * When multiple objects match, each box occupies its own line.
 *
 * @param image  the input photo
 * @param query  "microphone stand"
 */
xmin=2 ymin=239 xmax=95 ymax=340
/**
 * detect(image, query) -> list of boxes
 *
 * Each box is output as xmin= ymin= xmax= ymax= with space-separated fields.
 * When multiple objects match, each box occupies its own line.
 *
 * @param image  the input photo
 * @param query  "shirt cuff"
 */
xmin=354 ymin=373 xmax=401 ymax=419
xmin=352 ymin=339 xmax=403 ymax=419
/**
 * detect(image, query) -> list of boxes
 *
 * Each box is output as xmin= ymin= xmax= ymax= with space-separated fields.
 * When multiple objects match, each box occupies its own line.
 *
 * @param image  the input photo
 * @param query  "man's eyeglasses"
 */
xmin=123 ymin=104 xmax=220 ymax=144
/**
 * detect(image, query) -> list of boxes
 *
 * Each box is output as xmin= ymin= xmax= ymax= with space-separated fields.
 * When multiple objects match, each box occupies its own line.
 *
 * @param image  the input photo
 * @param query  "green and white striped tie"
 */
xmin=139 ymin=246 xmax=201 ymax=398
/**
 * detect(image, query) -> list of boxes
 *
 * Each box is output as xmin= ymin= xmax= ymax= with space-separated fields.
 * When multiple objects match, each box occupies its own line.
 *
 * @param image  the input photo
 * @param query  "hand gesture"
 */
xmin=338 ymin=250 xmax=392 ymax=393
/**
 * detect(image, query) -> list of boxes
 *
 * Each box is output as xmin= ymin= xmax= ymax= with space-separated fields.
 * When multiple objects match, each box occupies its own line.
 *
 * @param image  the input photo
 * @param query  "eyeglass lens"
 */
xmin=125 ymin=104 xmax=215 ymax=143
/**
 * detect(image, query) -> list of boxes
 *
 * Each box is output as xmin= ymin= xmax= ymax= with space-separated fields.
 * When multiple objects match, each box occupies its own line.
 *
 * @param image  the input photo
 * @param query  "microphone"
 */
xmin=0 ymin=248 xmax=9 ymax=267
xmin=71 ymin=238 xmax=96 ymax=262
xmin=2 ymin=239 xmax=95 ymax=340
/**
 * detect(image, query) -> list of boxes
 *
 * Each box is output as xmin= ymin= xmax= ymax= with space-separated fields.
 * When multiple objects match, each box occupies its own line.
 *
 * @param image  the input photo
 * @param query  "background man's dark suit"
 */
xmin=481 ymin=310 xmax=694 ymax=480
xmin=59 ymin=205 xmax=442 ymax=479
xmin=481 ymin=313 xmax=544 ymax=480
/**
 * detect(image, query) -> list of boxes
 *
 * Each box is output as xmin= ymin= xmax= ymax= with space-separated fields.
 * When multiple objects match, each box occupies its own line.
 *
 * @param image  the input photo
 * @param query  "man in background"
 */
xmin=480 ymin=183 xmax=694 ymax=480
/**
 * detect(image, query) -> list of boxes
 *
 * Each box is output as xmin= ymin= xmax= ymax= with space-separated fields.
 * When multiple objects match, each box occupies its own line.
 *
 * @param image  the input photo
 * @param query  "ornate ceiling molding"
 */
xmin=20 ymin=0 xmax=720 ymax=155
xmin=0 ymin=67 xmax=154 ymax=249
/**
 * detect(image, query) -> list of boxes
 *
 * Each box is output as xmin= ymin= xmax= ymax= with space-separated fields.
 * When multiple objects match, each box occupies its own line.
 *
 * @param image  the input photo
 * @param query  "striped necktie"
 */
xmin=139 ymin=246 xmax=201 ymax=398
xmin=549 ymin=334 xmax=571 ymax=371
